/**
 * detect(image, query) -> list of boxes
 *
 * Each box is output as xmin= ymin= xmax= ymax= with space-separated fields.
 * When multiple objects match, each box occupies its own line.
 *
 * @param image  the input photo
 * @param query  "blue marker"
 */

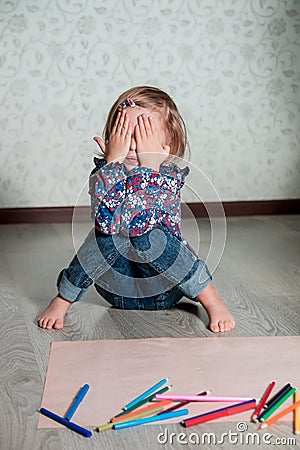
xmin=40 ymin=408 xmax=92 ymax=438
xmin=65 ymin=384 xmax=90 ymax=420
xmin=113 ymin=408 xmax=189 ymax=430
xmin=123 ymin=378 xmax=168 ymax=411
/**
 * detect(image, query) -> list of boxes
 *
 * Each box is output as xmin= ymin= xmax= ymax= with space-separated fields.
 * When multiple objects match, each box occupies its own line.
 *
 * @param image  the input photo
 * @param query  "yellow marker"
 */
xmin=295 ymin=391 xmax=300 ymax=435
xmin=97 ymin=422 xmax=114 ymax=432
xmin=97 ymin=405 xmax=164 ymax=432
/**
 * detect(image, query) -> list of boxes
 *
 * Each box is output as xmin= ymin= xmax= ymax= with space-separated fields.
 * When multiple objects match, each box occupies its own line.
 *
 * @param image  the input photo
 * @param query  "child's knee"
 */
xmin=130 ymin=226 xmax=170 ymax=252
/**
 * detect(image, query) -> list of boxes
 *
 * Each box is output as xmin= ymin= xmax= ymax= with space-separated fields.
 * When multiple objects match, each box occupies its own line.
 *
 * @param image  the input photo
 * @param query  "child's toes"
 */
xmin=218 ymin=321 xmax=225 ymax=332
xmin=46 ymin=318 xmax=55 ymax=329
xmin=38 ymin=317 xmax=47 ymax=328
xmin=53 ymin=318 xmax=63 ymax=329
xmin=224 ymin=321 xmax=231 ymax=332
xmin=227 ymin=319 xmax=236 ymax=331
xmin=210 ymin=321 xmax=220 ymax=333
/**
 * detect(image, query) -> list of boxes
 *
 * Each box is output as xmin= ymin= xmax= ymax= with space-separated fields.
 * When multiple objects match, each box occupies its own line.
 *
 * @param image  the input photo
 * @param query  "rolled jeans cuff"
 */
xmin=57 ymin=270 xmax=89 ymax=302
xmin=179 ymin=262 xmax=213 ymax=300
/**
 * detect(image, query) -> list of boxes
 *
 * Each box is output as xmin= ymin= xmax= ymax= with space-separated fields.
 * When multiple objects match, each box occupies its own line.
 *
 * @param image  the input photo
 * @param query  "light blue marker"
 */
xmin=123 ymin=378 xmax=168 ymax=411
xmin=65 ymin=384 xmax=90 ymax=421
xmin=113 ymin=408 xmax=189 ymax=430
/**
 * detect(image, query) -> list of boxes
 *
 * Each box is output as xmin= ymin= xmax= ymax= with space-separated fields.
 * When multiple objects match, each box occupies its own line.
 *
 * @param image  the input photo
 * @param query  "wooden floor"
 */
xmin=0 ymin=215 xmax=299 ymax=450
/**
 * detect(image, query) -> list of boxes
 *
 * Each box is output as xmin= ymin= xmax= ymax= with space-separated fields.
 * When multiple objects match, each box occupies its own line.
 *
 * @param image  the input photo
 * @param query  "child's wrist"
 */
xmin=106 ymin=153 xmax=125 ymax=164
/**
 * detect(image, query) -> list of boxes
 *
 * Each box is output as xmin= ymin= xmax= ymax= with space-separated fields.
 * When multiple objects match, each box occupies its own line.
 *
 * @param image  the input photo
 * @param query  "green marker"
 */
xmin=112 ymin=385 xmax=171 ymax=419
xmin=97 ymin=405 xmax=164 ymax=432
xmin=260 ymin=387 xmax=296 ymax=422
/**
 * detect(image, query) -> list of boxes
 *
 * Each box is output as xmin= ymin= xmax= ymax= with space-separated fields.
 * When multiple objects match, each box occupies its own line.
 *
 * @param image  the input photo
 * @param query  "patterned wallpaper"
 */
xmin=0 ymin=0 xmax=299 ymax=207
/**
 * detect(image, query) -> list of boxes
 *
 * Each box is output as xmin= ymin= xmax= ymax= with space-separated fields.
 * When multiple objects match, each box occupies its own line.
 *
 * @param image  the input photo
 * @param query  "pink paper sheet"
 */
xmin=38 ymin=336 xmax=300 ymax=428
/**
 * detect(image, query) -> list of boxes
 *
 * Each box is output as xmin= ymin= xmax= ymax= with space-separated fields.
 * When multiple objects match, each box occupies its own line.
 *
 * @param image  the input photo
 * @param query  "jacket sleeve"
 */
xmin=88 ymin=158 xmax=127 ymax=234
xmin=123 ymin=163 xmax=190 ymax=238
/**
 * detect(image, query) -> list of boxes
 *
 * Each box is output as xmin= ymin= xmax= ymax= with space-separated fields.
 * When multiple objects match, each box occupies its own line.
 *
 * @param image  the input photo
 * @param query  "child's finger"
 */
xmin=111 ymin=111 xmax=121 ymax=134
xmin=121 ymin=112 xmax=129 ymax=135
xmin=142 ymin=114 xmax=151 ymax=135
xmin=148 ymin=115 xmax=157 ymax=133
xmin=125 ymin=123 xmax=132 ymax=147
xmin=138 ymin=114 xmax=146 ymax=137
xmin=117 ymin=110 xmax=126 ymax=135
xmin=134 ymin=123 xmax=141 ymax=145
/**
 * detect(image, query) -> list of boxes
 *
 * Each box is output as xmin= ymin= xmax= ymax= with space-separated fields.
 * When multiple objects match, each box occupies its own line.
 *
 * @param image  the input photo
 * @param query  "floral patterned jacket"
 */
xmin=89 ymin=158 xmax=196 ymax=254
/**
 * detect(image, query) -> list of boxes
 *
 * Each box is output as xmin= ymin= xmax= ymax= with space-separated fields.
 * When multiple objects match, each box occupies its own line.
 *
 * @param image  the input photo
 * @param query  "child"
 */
xmin=38 ymin=86 xmax=235 ymax=333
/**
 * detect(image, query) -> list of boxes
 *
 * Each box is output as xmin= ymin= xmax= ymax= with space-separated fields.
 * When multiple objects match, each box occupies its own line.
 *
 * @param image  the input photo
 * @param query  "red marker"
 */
xmin=252 ymin=381 xmax=276 ymax=422
xmin=182 ymin=399 xmax=257 ymax=427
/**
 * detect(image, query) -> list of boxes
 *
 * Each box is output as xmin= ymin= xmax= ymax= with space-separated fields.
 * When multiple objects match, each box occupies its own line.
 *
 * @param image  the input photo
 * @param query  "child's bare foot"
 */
xmin=196 ymin=284 xmax=236 ymax=333
xmin=38 ymin=295 xmax=72 ymax=330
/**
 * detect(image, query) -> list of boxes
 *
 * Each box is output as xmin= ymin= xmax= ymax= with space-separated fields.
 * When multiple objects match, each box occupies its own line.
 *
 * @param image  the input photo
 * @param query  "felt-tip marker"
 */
xmin=65 ymin=384 xmax=90 ymax=420
xmin=39 ymin=408 xmax=92 ymax=438
xmin=123 ymin=378 xmax=168 ymax=410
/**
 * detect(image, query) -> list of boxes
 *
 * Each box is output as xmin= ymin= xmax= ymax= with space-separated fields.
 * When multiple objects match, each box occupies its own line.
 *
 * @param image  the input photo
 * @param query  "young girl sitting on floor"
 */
xmin=38 ymin=86 xmax=235 ymax=333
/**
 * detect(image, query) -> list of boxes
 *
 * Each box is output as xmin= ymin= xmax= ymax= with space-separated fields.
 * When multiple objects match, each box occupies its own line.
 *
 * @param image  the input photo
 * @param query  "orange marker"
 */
xmin=111 ymin=399 xmax=172 ymax=423
xmin=259 ymin=399 xmax=300 ymax=430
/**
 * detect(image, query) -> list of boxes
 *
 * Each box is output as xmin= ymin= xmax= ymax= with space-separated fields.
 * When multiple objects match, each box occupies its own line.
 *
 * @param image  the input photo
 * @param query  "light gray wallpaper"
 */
xmin=0 ymin=0 xmax=299 ymax=207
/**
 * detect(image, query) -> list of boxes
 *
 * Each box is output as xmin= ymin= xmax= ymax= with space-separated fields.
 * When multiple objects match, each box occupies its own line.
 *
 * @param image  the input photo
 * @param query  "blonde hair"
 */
xmin=101 ymin=86 xmax=189 ymax=161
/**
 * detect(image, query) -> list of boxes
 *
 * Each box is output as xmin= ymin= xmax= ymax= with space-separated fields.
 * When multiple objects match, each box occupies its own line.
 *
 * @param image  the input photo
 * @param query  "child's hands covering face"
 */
xmin=135 ymin=114 xmax=170 ymax=171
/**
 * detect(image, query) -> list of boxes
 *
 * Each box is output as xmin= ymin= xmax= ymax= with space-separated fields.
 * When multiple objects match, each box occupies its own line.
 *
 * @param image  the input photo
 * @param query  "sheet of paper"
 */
xmin=38 ymin=336 xmax=300 ymax=428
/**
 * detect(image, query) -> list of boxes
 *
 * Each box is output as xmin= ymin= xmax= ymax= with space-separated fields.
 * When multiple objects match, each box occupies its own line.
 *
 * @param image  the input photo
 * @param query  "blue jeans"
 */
xmin=57 ymin=226 xmax=212 ymax=310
